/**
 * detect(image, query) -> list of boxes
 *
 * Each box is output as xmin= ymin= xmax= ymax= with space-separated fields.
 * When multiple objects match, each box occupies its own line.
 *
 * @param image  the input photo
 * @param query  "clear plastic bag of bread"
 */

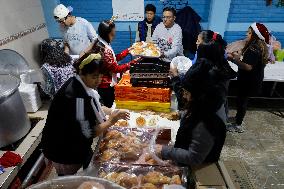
xmin=97 ymin=128 xmax=152 ymax=163
xmin=97 ymin=163 xmax=140 ymax=189
xmin=148 ymin=129 xmax=169 ymax=166
xmin=135 ymin=128 xmax=173 ymax=165
xmin=96 ymin=163 xmax=186 ymax=189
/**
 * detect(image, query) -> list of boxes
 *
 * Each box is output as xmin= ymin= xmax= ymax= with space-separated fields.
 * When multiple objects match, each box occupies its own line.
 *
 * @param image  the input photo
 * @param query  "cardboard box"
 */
xmin=194 ymin=163 xmax=226 ymax=187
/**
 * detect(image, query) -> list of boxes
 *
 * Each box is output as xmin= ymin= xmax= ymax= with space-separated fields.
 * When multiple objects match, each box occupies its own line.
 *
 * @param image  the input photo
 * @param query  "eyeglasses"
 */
xmin=55 ymin=16 xmax=68 ymax=23
xmin=162 ymin=16 xmax=173 ymax=20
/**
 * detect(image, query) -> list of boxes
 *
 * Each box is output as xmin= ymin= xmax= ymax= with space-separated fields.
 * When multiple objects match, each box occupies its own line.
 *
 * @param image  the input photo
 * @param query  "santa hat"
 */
xmin=250 ymin=22 xmax=270 ymax=44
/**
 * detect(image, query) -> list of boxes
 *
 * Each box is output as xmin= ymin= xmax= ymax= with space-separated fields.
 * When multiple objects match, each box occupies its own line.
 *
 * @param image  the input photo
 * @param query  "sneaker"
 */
xmin=226 ymin=123 xmax=245 ymax=133
xmin=226 ymin=124 xmax=236 ymax=132
xmin=234 ymin=125 xmax=244 ymax=133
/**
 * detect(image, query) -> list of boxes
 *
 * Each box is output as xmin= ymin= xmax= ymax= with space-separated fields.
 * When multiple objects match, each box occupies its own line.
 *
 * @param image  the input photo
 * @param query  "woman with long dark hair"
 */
xmin=192 ymin=30 xmax=227 ymax=64
xmin=153 ymin=35 xmax=232 ymax=167
xmin=198 ymin=31 xmax=237 ymax=122
xmin=85 ymin=20 xmax=139 ymax=108
xmin=227 ymin=23 xmax=269 ymax=132
xmin=177 ymin=30 xmax=236 ymax=114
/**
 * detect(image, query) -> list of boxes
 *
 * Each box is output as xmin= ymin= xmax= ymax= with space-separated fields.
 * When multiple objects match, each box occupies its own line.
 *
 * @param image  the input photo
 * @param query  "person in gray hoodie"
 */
xmin=152 ymin=7 xmax=183 ymax=63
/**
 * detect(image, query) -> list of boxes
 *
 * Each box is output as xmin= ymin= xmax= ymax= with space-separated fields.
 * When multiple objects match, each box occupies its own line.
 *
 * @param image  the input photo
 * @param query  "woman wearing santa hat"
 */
xmin=227 ymin=22 xmax=269 ymax=133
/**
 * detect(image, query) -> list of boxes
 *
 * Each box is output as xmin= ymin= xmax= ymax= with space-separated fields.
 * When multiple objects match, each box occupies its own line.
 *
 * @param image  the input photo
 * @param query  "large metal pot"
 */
xmin=0 ymin=75 xmax=31 ymax=148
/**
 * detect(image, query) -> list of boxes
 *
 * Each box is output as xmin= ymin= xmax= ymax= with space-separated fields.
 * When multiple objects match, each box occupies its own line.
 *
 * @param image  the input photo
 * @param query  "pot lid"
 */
xmin=0 ymin=74 xmax=20 ymax=100
xmin=0 ymin=49 xmax=30 ymax=76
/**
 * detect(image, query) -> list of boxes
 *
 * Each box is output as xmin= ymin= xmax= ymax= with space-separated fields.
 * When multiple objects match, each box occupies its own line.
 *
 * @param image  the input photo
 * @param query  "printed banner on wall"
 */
xmin=112 ymin=0 xmax=144 ymax=21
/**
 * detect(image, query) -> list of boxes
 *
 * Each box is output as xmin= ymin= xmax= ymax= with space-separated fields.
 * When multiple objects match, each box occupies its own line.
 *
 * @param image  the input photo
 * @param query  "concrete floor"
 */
xmin=221 ymin=109 xmax=284 ymax=189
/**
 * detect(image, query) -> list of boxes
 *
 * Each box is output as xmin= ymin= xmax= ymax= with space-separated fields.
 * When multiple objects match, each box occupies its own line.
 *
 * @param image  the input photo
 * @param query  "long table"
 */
xmin=229 ymin=61 xmax=284 ymax=96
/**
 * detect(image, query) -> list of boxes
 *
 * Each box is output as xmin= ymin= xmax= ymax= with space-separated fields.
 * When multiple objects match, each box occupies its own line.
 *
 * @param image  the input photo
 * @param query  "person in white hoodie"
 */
xmin=152 ymin=7 xmax=183 ymax=62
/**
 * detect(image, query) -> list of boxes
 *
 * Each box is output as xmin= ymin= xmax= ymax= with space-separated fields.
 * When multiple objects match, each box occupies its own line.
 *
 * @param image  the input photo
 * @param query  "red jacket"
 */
xmin=99 ymin=48 xmax=135 ymax=88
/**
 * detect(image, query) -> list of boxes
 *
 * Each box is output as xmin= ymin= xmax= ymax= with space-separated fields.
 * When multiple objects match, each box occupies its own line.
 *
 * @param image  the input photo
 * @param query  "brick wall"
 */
xmin=60 ymin=0 xmax=211 ymax=22
xmin=225 ymin=0 xmax=284 ymax=45
xmin=224 ymin=31 xmax=284 ymax=47
xmin=55 ymin=0 xmax=284 ymax=57
xmin=228 ymin=0 xmax=284 ymax=23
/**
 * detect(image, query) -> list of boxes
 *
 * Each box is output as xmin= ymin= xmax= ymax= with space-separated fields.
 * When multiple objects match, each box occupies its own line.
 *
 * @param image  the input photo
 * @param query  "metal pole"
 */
xmin=129 ymin=25 xmax=133 ymax=61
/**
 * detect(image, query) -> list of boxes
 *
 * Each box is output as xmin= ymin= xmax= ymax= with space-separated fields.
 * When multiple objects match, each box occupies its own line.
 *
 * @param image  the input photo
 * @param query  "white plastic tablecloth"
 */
xmin=229 ymin=61 xmax=284 ymax=82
